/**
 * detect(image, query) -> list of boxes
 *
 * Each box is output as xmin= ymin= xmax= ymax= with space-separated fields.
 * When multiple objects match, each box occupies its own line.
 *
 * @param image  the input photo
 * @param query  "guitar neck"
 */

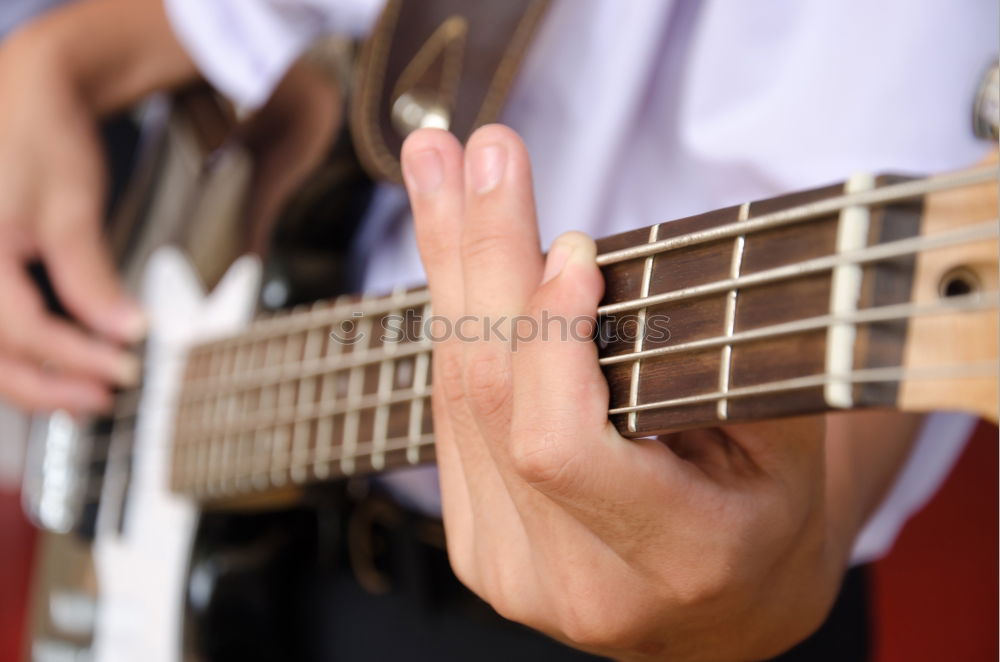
xmin=169 ymin=164 xmax=999 ymax=502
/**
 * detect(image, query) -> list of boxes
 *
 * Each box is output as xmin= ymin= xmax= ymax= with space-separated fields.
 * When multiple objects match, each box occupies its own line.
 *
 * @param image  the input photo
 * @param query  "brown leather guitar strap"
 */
xmin=350 ymin=0 xmax=551 ymax=184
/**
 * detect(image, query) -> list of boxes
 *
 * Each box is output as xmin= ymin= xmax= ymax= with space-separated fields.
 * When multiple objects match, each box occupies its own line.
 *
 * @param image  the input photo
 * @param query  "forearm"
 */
xmin=5 ymin=0 xmax=198 ymax=115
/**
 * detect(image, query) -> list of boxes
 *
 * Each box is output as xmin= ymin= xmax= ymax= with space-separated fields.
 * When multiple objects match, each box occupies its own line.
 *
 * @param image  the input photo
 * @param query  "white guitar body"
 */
xmin=91 ymin=247 xmax=261 ymax=662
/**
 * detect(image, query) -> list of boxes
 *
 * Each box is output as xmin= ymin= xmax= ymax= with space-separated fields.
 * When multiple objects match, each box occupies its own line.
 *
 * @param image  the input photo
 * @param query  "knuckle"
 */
xmin=476 ymin=557 xmax=530 ymax=625
xmin=445 ymin=540 xmax=479 ymax=594
xmin=556 ymin=597 xmax=638 ymax=651
xmin=0 ymin=382 xmax=41 ymax=411
xmin=663 ymin=548 xmax=736 ymax=609
xmin=435 ymin=352 xmax=468 ymax=407
xmin=0 ymin=314 xmax=38 ymax=356
xmin=461 ymin=227 xmax=510 ymax=265
xmin=462 ymin=348 xmax=511 ymax=421
xmin=509 ymin=428 xmax=575 ymax=488
xmin=416 ymin=225 xmax=458 ymax=265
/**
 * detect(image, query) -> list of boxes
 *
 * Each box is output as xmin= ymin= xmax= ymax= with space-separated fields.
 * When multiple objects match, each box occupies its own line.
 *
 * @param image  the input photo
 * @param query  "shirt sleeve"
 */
xmin=850 ymin=412 xmax=977 ymax=564
xmin=163 ymin=0 xmax=385 ymax=109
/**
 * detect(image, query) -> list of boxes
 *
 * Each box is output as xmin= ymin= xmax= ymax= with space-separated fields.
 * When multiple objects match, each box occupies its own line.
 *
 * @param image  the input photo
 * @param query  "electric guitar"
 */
xmin=80 ymin=158 xmax=997 ymax=662
xmin=25 ymin=90 xmax=1000 ymax=662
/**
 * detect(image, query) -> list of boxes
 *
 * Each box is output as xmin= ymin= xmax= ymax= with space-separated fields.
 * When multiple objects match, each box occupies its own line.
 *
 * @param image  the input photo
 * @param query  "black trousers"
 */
xmin=197 ymin=494 xmax=869 ymax=662
xmin=302 ymin=498 xmax=870 ymax=662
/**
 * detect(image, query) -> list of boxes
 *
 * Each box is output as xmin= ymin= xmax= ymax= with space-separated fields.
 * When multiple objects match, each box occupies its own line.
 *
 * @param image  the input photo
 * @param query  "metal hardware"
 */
xmin=22 ymin=411 xmax=91 ymax=533
xmin=391 ymin=89 xmax=451 ymax=137
xmin=973 ymin=60 xmax=999 ymax=140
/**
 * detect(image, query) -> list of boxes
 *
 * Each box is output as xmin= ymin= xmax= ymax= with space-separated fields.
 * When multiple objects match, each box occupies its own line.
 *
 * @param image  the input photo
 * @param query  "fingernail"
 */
xmin=541 ymin=243 xmax=572 ymax=284
xmin=469 ymin=143 xmax=506 ymax=194
xmin=111 ymin=302 xmax=147 ymax=343
xmin=402 ymin=148 xmax=444 ymax=194
xmin=115 ymin=353 xmax=141 ymax=387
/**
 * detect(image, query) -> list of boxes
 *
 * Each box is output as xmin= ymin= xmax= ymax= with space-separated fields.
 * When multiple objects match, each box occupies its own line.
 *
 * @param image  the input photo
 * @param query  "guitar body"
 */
xmin=92 ymin=248 xmax=260 ymax=662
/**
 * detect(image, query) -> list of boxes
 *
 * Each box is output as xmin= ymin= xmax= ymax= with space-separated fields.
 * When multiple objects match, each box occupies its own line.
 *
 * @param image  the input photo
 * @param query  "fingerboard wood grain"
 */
xmin=167 ymin=167 xmax=999 ymax=503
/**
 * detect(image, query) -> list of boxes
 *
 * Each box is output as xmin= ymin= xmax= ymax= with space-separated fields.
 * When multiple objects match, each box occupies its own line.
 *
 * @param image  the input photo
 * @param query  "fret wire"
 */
xmin=595 ymin=165 xmax=996 ymax=267
xmin=627 ymin=224 xmax=659 ymax=432
xmin=180 ymin=339 xmax=433 ymax=399
xmin=279 ymin=420 xmax=304 ymax=486
xmin=184 ymin=399 xmax=201 ymax=491
xmin=367 ymin=358 xmax=394 ymax=470
xmin=178 ymin=292 xmax=997 ymax=463
xmin=209 ymin=434 xmax=439 ymax=495
xmin=339 ymin=300 xmax=374 ymax=476
xmin=233 ymin=378 xmax=258 ymax=492
xmin=228 ymin=366 xmax=253 ymax=492
xmin=193 ymin=403 xmax=205 ymax=492
xmin=192 ymin=352 xmax=994 ymax=495
xmin=313 ymin=296 xmax=352 ymax=479
xmin=208 ymin=343 xmax=239 ymax=494
xmin=271 ymin=332 xmax=300 ymax=486
xmin=221 ymin=348 xmax=994 ymax=491
xmin=194 ymin=372 xmax=433 ymax=437
xmin=371 ymin=288 xmax=407 ymax=471
xmin=601 ymin=292 xmax=998 ymax=366
xmin=609 ymin=361 xmax=999 ymax=417
xmin=598 ymin=220 xmax=999 ymax=317
xmin=245 ymin=337 xmax=281 ymax=490
xmin=244 ymin=338 xmax=284 ymax=487
xmin=209 ymin=353 xmax=997 ymax=491
xmin=407 ymin=302 xmax=433 ymax=465
xmin=289 ymin=306 xmax=326 ymax=484
xmin=197 ymin=390 xmax=213 ymax=492
xmin=308 ymin=433 xmax=436 ymax=471
xmin=170 ymin=166 xmax=999 ymax=495
xmin=825 ymin=174 xmax=875 ymax=408
xmin=181 ymin=165 xmax=997 ymax=367
xmin=197 ymin=289 xmax=432 ymax=350
xmin=717 ymin=203 xmax=749 ymax=420
xmin=225 ymin=344 xmax=251 ymax=490
xmin=255 ymin=333 xmax=286 ymax=487
xmin=107 ymin=291 xmax=1000 ymax=438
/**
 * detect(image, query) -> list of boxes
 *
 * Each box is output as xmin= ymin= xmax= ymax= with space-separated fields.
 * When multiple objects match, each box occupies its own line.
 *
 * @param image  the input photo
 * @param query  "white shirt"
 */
xmin=165 ymin=0 xmax=997 ymax=563
xmin=0 ymin=0 xmax=62 ymax=37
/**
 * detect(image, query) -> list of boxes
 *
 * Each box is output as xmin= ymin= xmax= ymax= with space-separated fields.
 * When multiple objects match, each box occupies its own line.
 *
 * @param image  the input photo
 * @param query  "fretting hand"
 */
xmin=402 ymin=124 xmax=915 ymax=661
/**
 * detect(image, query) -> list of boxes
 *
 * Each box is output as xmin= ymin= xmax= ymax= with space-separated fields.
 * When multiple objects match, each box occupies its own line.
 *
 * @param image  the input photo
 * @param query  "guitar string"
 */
xmin=105 ymin=283 xmax=1000 ymax=433
xmin=141 ymin=296 xmax=997 ymax=482
xmin=171 ymin=292 xmax=999 ymax=437
xmin=176 ymin=217 xmax=997 ymax=389
xmin=188 ymin=164 xmax=996 ymax=348
xmin=607 ymin=361 xmax=998 ymax=415
xmin=175 ymin=360 xmax=998 ymax=496
xmin=173 ymin=225 xmax=998 ymax=400
xmin=88 ymin=167 xmax=998 ymax=467
xmin=599 ymin=291 xmax=999 ymax=366
xmin=597 ymin=220 xmax=997 ymax=316
xmin=100 ymin=284 xmax=1000 ymax=501
xmin=595 ymin=164 xmax=995 ymax=266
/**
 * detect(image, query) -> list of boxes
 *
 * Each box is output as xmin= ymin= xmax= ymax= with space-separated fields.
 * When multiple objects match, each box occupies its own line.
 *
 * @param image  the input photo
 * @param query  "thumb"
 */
xmin=39 ymin=196 xmax=145 ymax=343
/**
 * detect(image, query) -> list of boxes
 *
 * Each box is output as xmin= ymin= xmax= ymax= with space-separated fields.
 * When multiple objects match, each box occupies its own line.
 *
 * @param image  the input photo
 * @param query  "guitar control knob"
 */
xmin=973 ymin=60 xmax=999 ymax=141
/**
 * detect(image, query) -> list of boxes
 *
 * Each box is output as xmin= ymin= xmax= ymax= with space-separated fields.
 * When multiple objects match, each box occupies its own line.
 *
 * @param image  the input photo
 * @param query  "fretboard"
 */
xmin=169 ymin=165 xmax=999 ymax=501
